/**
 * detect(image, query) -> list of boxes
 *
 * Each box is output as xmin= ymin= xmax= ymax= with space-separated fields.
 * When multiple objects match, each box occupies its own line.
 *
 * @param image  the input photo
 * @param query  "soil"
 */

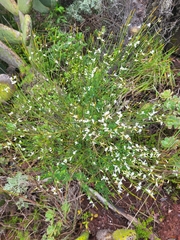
xmin=80 ymin=186 xmax=180 ymax=240
xmin=158 ymin=203 xmax=180 ymax=240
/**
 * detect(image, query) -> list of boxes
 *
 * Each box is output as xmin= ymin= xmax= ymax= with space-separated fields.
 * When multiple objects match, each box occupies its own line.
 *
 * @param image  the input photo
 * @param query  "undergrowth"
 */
xmin=0 ymin=14 xmax=179 ymax=239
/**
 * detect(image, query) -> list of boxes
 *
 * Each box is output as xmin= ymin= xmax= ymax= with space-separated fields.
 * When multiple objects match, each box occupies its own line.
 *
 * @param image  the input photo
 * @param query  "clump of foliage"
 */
xmin=0 ymin=11 xmax=179 ymax=239
xmin=135 ymin=217 xmax=155 ymax=240
xmin=66 ymin=0 xmax=103 ymax=21
xmin=1 ymin=22 xmax=178 ymax=191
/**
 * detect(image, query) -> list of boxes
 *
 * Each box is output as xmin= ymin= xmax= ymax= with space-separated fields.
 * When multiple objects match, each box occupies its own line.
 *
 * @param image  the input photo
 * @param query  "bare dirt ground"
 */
xmin=0 ymin=176 xmax=179 ymax=240
xmin=79 ymin=184 xmax=180 ymax=240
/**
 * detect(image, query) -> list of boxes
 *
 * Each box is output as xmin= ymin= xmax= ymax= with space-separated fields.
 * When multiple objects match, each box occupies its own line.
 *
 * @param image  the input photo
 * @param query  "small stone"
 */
xmin=96 ymin=229 xmax=113 ymax=240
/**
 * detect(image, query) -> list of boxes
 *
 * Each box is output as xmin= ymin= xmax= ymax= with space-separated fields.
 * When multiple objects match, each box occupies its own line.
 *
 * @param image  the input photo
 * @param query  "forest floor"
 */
xmin=81 ymin=185 xmax=180 ymax=239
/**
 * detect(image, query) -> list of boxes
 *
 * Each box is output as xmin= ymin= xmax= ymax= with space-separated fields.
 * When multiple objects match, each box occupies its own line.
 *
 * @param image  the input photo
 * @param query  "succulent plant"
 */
xmin=32 ymin=0 xmax=50 ymax=13
xmin=0 ymin=24 xmax=23 ymax=44
xmin=0 ymin=0 xmax=32 ymax=72
xmin=0 ymin=40 xmax=25 ymax=69
xmin=17 ymin=0 xmax=33 ymax=14
xmin=0 ymin=0 xmax=57 ymax=72
xmin=0 ymin=0 xmax=19 ymax=16
xmin=19 ymin=12 xmax=32 ymax=46
xmin=0 ymin=0 xmax=60 ymax=101
xmin=38 ymin=0 xmax=57 ymax=8
xmin=0 ymin=0 xmax=35 ymax=46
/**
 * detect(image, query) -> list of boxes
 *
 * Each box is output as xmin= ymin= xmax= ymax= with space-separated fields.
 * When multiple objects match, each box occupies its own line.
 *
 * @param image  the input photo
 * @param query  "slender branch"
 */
xmin=88 ymin=187 xmax=160 ymax=239
xmin=88 ymin=187 xmax=139 ymax=226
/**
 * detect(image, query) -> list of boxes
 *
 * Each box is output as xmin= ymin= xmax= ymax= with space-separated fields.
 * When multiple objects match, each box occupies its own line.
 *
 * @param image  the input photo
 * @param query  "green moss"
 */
xmin=112 ymin=229 xmax=136 ymax=240
xmin=0 ymin=81 xmax=15 ymax=102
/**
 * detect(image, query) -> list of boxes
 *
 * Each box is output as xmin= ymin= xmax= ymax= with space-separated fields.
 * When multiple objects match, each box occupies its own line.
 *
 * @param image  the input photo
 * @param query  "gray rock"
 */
xmin=96 ymin=229 xmax=113 ymax=240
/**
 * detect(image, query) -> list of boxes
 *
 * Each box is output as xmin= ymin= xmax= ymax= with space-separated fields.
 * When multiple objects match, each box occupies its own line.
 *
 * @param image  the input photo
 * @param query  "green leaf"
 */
xmin=47 ymin=225 xmax=56 ymax=236
xmin=160 ymin=89 xmax=172 ymax=100
xmin=0 ymin=40 xmax=25 ymax=68
xmin=3 ymin=172 xmax=29 ymax=194
xmin=45 ymin=209 xmax=55 ymax=222
xmin=39 ymin=0 xmax=57 ymax=8
xmin=33 ymin=0 xmax=50 ymax=13
xmin=163 ymin=96 xmax=179 ymax=111
xmin=0 ymin=24 xmax=22 ymax=44
xmin=6 ymin=122 xmax=16 ymax=132
xmin=75 ymin=231 xmax=89 ymax=240
xmin=17 ymin=0 xmax=33 ymax=14
xmin=61 ymin=201 xmax=70 ymax=216
xmin=165 ymin=115 xmax=180 ymax=129
xmin=0 ymin=0 xmax=19 ymax=16
xmin=161 ymin=136 xmax=180 ymax=149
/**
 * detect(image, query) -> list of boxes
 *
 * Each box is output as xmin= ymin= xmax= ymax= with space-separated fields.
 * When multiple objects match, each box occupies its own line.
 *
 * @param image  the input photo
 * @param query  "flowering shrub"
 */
xmin=0 ymin=23 xmax=178 ymax=201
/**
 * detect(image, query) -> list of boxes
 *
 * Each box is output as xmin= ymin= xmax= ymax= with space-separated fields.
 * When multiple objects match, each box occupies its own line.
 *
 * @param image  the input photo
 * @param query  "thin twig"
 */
xmin=88 ymin=187 xmax=160 ymax=239
xmin=88 ymin=187 xmax=139 ymax=225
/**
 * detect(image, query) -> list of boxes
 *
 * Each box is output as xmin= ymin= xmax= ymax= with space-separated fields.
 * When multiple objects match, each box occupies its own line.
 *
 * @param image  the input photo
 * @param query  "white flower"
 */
xmin=101 ymin=176 xmax=109 ymax=181
xmin=136 ymin=182 xmax=142 ymax=191
xmin=119 ymin=66 xmax=128 ymax=71
xmin=32 ymin=126 xmax=37 ymax=131
xmin=134 ymin=41 xmax=140 ymax=48
xmin=145 ymin=189 xmax=154 ymax=198
xmin=51 ymin=186 xmax=57 ymax=195
xmin=124 ymin=134 xmax=130 ymax=140
xmin=98 ymin=118 xmax=105 ymax=123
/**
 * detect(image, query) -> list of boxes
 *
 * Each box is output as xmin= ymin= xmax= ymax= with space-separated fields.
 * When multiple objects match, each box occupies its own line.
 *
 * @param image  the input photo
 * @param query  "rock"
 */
xmin=0 ymin=74 xmax=16 ymax=102
xmin=96 ymin=229 xmax=113 ymax=240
